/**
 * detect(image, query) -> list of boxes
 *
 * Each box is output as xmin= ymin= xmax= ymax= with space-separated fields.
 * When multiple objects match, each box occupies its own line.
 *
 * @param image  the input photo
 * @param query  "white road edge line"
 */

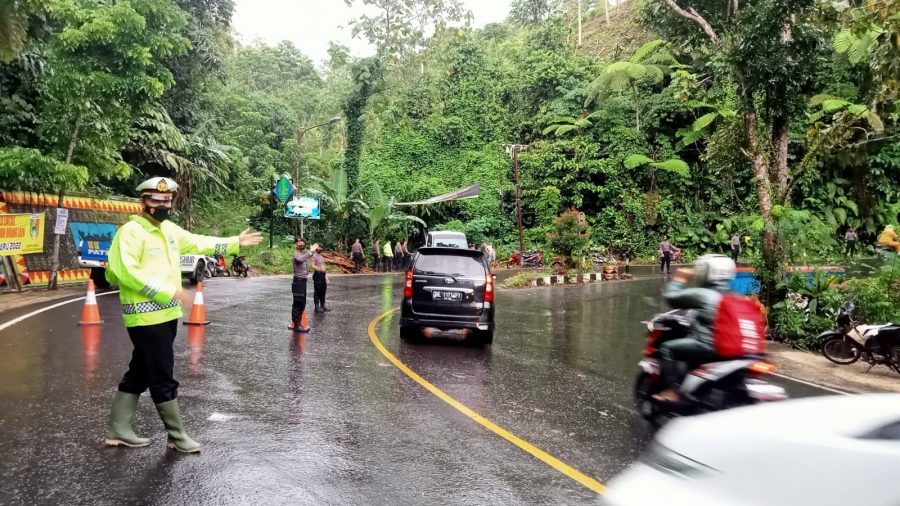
xmin=0 ymin=290 xmax=119 ymax=332
xmin=771 ymin=371 xmax=850 ymax=395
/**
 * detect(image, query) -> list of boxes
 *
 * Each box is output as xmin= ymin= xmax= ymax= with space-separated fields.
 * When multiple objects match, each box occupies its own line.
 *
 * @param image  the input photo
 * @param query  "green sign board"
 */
xmin=273 ymin=175 xmax=293 ymax=203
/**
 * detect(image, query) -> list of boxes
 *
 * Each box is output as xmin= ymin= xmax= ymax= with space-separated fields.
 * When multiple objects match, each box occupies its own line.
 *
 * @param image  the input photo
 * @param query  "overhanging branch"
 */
xmin=661 ymin=0 xmax=721 ymax=46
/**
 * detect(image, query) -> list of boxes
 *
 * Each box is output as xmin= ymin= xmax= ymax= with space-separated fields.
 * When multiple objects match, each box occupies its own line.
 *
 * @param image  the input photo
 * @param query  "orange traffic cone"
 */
xmin=288 ymin=309 xmax=309 ymax=331
xmin=77 ymin=280 xmax=104 ymax=326
xmin=183 ymin=282 xmax=211 ymax=326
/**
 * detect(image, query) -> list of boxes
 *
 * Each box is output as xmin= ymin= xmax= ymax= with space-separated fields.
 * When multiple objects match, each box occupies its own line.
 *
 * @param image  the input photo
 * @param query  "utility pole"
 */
xmin=606 ymin=0 xmax=610 ymax=26
xmin=293 ymin=116 xmax=341 ymax=239
xmin=505 ymin=144 xmax=528 ymax=266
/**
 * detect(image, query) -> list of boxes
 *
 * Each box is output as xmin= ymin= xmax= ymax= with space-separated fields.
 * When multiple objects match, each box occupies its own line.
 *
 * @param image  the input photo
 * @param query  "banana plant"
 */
xmin=307 ymin=165 xmax=370 ymax=248
xmin=363 ymin=181 xmax=426 ymax=242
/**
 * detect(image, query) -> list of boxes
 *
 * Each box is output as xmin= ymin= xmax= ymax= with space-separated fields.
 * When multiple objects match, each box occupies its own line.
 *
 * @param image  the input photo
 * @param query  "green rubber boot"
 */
xmin=105 ymin=391 xmax=151 ymax=448
xmin=155 ymin=399 xmax=201 ymax=453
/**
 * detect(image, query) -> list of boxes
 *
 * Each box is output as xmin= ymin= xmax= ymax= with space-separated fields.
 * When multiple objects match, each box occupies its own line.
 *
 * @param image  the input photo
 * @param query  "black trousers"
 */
xmin=731 ymin=246 xmax=741 ymax=263
xmin=352 ymin=253 xmax=364 ymax=273
xmin=660 ymin=252 xmax=672 ymax=274
xmin=372 ymin=253 xmax=380 ymax=272
xmin=118 ymin=319 xmax=179 ymax=404
xmin=291 ymin=276 xmax=307 ymax=326
xmin=846 ymin=240 xmax=857 ymax=257
xmin=383 ymin=257 xmax=392 ymax=272
xmin=313 ymin=271 xmax=327 ymax=308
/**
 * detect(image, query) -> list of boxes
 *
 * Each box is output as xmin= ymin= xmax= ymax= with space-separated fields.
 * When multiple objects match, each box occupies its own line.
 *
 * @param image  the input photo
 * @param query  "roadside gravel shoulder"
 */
xmin=767 ymin=342 xmax=900 ymax=394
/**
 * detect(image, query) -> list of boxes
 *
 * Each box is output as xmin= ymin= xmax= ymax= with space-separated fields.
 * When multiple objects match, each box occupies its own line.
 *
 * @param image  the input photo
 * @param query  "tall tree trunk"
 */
xmin=771 ymin=114 xmax=790 ymax=201
xmin=175 ymin=174 xmax=194 ymax=231
xmin=743 ymin=108 xmax=783 ymax=305
xmin=48 ymin=115 xmax=81 ymax=290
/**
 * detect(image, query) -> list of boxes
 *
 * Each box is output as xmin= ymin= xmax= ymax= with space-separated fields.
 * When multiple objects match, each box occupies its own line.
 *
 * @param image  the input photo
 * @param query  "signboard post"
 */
xmin=0 ymin=213 xmax=45 ymax=256
xmin=270 ymin=174 xmax=295 ymax=248
xmin=54 ymin=208 xmax=68 ymax=235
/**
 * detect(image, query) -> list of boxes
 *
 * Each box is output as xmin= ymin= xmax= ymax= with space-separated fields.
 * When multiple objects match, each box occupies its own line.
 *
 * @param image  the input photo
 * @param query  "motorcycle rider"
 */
xmin=654 ymin=254 xmax=737 ymax=402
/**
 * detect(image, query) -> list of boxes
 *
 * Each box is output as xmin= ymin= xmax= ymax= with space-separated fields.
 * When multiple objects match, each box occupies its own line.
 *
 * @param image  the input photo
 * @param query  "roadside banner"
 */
xmin=285 ymin=197 xmax=320 ymax=219
xmin=0 ymin=213 xmax=45 ymax=255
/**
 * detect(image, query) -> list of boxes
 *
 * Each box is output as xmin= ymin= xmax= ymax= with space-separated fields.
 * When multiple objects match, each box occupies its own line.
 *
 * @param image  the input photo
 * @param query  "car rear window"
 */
xmin=415 ymin=253 xmax=484 ymax=278
xmin=430 ymin=235 xmax=467 ymax=248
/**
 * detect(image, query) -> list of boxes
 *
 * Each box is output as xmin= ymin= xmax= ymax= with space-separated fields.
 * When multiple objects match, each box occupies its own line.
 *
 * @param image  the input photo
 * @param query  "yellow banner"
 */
xmin=0 ymin=213 xmax=45 ymax=255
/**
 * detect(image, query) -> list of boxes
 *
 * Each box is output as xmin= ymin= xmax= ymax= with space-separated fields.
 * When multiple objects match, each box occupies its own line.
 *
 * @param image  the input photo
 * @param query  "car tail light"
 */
xmin=403 ymin=270 xmax=413 ymax=298
xmin=484 ymin=273 xmax=494 ymax=302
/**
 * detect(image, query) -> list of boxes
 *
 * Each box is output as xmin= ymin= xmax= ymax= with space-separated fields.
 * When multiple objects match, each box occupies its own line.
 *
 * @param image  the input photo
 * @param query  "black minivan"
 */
xmin=399 ymin=247 xmax=495 ymax=345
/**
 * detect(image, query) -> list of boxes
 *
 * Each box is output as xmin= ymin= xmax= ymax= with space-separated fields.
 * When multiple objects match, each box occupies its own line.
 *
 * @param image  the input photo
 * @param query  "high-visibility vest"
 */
xmin=106 ymin=215 xmax=239 ymax=327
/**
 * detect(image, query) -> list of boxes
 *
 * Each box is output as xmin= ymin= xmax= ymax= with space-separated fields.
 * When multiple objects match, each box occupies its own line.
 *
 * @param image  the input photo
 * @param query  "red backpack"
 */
xmin=712 ymin=294 xmax=767 ymax=357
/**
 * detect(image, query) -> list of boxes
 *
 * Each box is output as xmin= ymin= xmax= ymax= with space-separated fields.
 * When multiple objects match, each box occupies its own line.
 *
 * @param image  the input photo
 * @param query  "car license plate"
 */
xmin=180 ymin=256 xmax=194 ymax=266
xmin=433 ymin=291 xmax=462 ymax=302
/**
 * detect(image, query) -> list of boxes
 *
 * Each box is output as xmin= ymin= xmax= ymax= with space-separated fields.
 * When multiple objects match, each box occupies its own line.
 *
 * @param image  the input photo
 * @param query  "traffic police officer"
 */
xmin=103 ymin=177 xmax=262 ymax=452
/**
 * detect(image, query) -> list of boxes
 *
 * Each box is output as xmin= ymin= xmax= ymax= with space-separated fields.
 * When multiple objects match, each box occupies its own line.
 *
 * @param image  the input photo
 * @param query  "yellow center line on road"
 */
xmin=367 ymin=308 xmax=607 ymax=496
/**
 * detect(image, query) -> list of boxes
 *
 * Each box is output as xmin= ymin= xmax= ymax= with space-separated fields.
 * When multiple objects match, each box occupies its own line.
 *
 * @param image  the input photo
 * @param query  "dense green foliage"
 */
xmin=771 ymin=255 xmax=900 ymax=349
xmin=0 ymin=0 xmax=897 ymax=288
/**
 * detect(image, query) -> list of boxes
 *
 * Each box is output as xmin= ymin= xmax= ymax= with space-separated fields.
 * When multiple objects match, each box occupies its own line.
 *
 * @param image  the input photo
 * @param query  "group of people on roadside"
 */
xmin=371 ymin=238 xmax=413 ymax=273
xmin=657 ymin=222 xmax=897 ymax=276
xmin=659 ymin=233 xmax=742 ymax=275
xmin=346 ymin=238 xmax=414 ymax=274
xmin=845 ymin=225 xmax=900 ymax=257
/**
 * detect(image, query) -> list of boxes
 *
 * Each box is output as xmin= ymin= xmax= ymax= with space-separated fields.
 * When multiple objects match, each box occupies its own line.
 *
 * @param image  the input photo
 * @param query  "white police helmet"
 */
xmin=135 ymin=177 xmax=178 ymax=200
xmin=694 ymin=254 xmax=736 ymax=286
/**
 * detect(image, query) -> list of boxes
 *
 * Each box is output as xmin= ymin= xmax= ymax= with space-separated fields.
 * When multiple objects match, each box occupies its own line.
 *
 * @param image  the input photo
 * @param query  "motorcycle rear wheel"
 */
xmin=822 ymin=337 xmax=862 ymax=365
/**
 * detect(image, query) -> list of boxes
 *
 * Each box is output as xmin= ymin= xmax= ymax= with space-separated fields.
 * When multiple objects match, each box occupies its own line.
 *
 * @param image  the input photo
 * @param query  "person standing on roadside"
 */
xmin=730 ymin=233 xmax=742 ymax=263
xmin=659 ymin=235 xmax=679 ymax=275
xmin=401 ymin=239 xmax=411 ymax=269
xmin=292 ymin=238 xmax=316 ymax=332
xmin=373 ymin=239 xmax=381 ymax=272
xmin=394 ymin=239 xmax=403 ymax=271
xmin=382 ymin=240 xmax=393 ymax=272
xmin=844 ymin=228 xmax=858 ymax=257
xmin=312 ymin=245 xmax=330 ymax=312
xmin=104 ymin=177 xmax=262 ymax=454
xmin=351 ymin=238 xmax=365 ymax=273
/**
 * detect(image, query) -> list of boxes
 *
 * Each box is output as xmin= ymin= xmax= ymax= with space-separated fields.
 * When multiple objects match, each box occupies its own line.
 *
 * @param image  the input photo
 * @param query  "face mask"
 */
xmin=146 ymin=205 xmax=171 ymax=222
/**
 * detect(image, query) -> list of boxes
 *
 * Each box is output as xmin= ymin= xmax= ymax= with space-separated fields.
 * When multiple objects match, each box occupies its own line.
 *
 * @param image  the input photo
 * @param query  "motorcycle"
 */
xmin=634 ymin=309 xmax=788 ymax=426
xmin=506 ymin=250 xmax=544 ymax=268
xmin=820 ymin=301 xmax=900 ymax=375
xmin=205 ymin=254 xmax=230 ymax=278
xmin=231 ymin=255 xmax=249 ymax=277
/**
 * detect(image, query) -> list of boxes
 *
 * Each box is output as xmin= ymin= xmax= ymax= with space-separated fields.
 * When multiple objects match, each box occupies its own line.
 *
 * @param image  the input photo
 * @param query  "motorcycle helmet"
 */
xmin=693 ymin=254 xmax=736 ymax=288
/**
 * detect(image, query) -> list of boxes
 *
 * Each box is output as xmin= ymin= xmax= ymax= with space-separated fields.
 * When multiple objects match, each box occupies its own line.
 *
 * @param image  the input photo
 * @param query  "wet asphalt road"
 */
xmin=0 ymin=274 xmax=831 ymax=505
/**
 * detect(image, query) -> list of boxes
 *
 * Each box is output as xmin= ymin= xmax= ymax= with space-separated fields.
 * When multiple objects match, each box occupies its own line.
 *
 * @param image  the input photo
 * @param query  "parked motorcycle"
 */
xmin=634 ymin=309 xmax=788 ymax=426
xmin=820 ymin=301 xmax=900 ymax=375
xmin=231 ymin=254 xmax=249 ymax=277
xmin=506 ymin=250 xmax=544 ymax=268
xmin=205 ymin=254 xmax=230 ymax=278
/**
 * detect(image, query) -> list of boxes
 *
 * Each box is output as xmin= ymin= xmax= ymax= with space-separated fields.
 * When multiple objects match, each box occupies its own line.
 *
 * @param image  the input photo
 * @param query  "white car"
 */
xmin=605 ymin=394 xmax=900 ymax=506
xmin=180 ymin=254 xmax=208 ymax=285
xmin=425 ymin=230 xmax=468 ymax=249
